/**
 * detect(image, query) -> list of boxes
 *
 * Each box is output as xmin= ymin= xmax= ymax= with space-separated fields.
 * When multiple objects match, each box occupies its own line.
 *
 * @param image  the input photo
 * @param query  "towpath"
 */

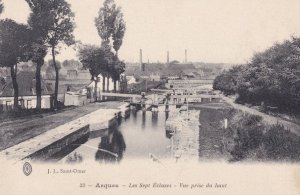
xmin=222 ymin=96 xmax=300 ymax=135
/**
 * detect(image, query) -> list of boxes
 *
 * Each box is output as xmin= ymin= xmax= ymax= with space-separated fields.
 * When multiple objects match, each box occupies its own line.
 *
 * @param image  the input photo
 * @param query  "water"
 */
xmin=61 ymin=109 xmax=172 ymax=163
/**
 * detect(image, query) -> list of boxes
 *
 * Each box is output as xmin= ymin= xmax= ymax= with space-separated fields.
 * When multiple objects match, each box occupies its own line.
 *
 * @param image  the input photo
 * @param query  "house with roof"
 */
xmin=0 ymin=71 xmax=53 ymax=111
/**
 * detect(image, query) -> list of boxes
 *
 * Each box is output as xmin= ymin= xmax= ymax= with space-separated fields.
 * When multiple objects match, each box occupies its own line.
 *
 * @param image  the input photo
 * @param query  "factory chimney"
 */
xmin=140 ymin=49 xmax=143 ymax=65
xmin=140 ymin=49 xmax=145 ymax=71
xmin=185 ymin=49 xmax=187 ymax=63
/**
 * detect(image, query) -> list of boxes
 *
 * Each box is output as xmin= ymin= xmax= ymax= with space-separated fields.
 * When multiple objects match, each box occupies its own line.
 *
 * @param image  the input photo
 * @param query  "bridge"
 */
xmin=101 ymin=92 xmax=140 ymax=98
xmin=101 ymin=92 xmax=221 ymax=100
xmin=101 ymin=92 xmax=222 ymax=107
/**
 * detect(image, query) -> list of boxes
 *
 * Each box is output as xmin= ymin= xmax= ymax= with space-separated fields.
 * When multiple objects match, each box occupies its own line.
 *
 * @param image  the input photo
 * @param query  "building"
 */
xmin=149 ymin=72 xmax=161 ymax=81
xmin=0 ymin=71 xmax=53 ymax=111
xmin=126 ymin=76 xmax=137 ymax=84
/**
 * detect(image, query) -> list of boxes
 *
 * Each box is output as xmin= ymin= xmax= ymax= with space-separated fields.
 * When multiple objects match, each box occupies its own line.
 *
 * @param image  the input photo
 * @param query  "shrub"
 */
xmin=228 ymin=113 xmax=264 ymax=160
xmin=263 ymin=124 xmax=300 ymax=161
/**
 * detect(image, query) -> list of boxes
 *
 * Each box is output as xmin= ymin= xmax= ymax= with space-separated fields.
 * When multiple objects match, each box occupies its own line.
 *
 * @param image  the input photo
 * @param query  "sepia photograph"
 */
xmin=0 ymin=0 xmax=300 ymax=194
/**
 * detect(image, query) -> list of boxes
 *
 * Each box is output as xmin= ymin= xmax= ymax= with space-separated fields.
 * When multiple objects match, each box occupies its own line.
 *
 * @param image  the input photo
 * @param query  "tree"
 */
xmin=26 ymin=0 xmax=75 ymax=109
xmin=26 ymin=0 xmax=53 ymax=110
xmin=47 ymin=59 xmax=62 ymax=79
xmin=112 ymin=8 xmax=126 ymax=56
xmin=45 ymin=0 xmax=75 ymax=109
xmin=0 ymin=19 xmax=32 ymax=110
xmin=95 ymin=0 xmax=126 ymax=92
xmin=78 ymin=45 xmax=108 ymax=101
xmin=213 ymin=65 xmax=243 ymax=95
xmin=111 ymin=55 xmax=125 ymax=92
xmin=111 ymin=8 xmax=126 ymax=92
xmin=95 ymin=0 xmax=117 ymax=42
xmin=0 ymin=0 xmax=4 ymax=15
xmin=215 ymin=37 xmax=300 ymax=113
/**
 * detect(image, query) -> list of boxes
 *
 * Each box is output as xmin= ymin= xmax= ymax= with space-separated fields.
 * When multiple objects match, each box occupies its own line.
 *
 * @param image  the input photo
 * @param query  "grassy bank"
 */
xmin=224 ymin=111 xmax=300 ymax=162
xmin=191 ymin=102 xmax=300 ymax=162
xmin=190 ymin=102 xmax=234 ymax=161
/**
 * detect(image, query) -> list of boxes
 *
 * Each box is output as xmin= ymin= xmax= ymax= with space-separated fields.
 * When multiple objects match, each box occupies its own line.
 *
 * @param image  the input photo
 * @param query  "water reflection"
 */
xmin=131 ymin=109 xmax=137 ymax=122
xmin=165 ymin=111 xmax=169 ymax=120
xmin=152 ymin=112 xmax=158 ymax=126
xmin=61 ymin=110 xmax=171 ymax=163
xmin=95 ymin=130 xmax=126 ymax=163
xmin=142 ymin=111 xmax=146 ymax=128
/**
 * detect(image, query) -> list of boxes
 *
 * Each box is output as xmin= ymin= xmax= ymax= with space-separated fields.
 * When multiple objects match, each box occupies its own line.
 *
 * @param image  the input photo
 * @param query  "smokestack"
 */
xmin=167 ymin=51 xmax=169 ymax=64
xmin=140 ymin=49 xmax=145 ymax=71
xmin=185 ymin=49 xmax=187 ymax=63
xmin=140 ymin=49 xmax=143 ymax=65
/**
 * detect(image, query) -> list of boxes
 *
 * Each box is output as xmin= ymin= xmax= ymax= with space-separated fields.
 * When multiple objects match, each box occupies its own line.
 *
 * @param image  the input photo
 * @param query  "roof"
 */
xmin=0 ymin=71 xmax=53 ymax=97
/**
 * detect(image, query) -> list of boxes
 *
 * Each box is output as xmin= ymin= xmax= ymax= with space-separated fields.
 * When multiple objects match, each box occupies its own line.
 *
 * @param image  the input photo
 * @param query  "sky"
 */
xmin=1 ymin=0 xmax=300 ymax=64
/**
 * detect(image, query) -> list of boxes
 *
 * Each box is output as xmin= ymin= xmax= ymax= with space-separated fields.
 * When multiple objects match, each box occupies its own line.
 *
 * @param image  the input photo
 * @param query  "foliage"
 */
xmin=214 ymin=37 xmax=300 ymax=113
xmin=112 ymin=8 xmax=126 ymax=54
xmin=95 ymin=0 xmax=126 ymax=91
xmin=213 ymin=65 xmax=243 ymax=95
xmin=228 ymin=113 xmax=264 ymax=160
xmin=110 ymin=55 xmax=125 ymax=81
xmin=26 ymin=0 xmax=75 ymax=109
xmin=95 ymin=0 xmax=119 ymax=42
xmin=263 ymin=124 xmax=300 ymax=161
xmin=0 ymin=0 xmax=3 ymax=15
xmin=78 ymin=44 xmax=109 ymax=81
xmin=26 ymin=0 xmax=51 ymax=109
xmin=226 ymin=112 xmax=300 ymax=162
xmin=0 ymin=19 xmax=32 ymax=68
xmin=0 ymin=19 xmax=32 ymax=109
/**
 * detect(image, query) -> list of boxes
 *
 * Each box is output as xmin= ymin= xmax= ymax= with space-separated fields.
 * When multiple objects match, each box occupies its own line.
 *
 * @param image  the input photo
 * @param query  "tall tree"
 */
xmin=26 ymin=0 xmax=52 ymax=110
xmin=45 ymin=0 xmax=75 ymax=109
xmin=26 ymin=0 xmax=75 ymax=109
xmin=95 ymin=0 xmax=126 ymax=92
xmin=111 ymin=8 xmax=126 ymax=92
xmin=112 ymin=9 xmax=126 ymax=56
xmin=0 ymin=19 xmax=32 ymax=110
xmin=95 ymin=0 xmax=116 ymax=42
xmin=78 ymin=45 xmax=108 ymax=101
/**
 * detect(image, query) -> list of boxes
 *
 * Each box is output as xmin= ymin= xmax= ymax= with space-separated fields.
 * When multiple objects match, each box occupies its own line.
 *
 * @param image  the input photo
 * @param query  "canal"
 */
xmin=60 ymin=109 xmax=172 ymax=163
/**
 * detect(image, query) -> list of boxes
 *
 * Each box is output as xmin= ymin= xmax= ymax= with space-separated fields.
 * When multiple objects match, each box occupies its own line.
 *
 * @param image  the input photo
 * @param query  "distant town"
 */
xmin=0 ymin=49 xmax=233 ymax=111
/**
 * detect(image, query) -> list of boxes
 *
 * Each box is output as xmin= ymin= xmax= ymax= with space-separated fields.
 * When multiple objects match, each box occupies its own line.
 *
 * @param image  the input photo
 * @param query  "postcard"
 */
xmin=0 ymin=0 xmax=300 ymax=194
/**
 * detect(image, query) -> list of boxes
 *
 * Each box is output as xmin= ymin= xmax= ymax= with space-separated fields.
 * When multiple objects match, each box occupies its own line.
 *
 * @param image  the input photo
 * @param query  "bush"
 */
xmin=228 ymin=113 xmax=264 ymax=160
xmin=226 ymin=112 xmax=300 ymax=162
xmin=263 ymin=124 xmax=300 ymax=161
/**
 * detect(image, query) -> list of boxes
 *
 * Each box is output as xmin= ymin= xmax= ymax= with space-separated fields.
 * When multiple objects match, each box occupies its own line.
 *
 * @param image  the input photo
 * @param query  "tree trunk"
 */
xmin=52 ymin=46 xmax=59 ymax=109
xmin=102 ymin=75 xmax=106 ymax=92
xmin=36 ymin=62 xmax=42 ymax=110
xmin=113 ymin=80 xmax=117 ymax=93
xmin=94 ymin=78 xmax=98 ymax=101
xmin=11 ymin=65 xmax=19 ymax=110
xmin=107 ymin=76 xmax=110 ymax=92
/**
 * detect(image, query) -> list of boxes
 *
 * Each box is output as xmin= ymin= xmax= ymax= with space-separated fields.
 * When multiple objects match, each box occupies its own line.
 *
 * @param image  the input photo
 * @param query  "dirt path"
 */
xmin=222 ymin=96 xmax=300 ymax=135
xmin=0 ymin=101 xmax=125 ymax=151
